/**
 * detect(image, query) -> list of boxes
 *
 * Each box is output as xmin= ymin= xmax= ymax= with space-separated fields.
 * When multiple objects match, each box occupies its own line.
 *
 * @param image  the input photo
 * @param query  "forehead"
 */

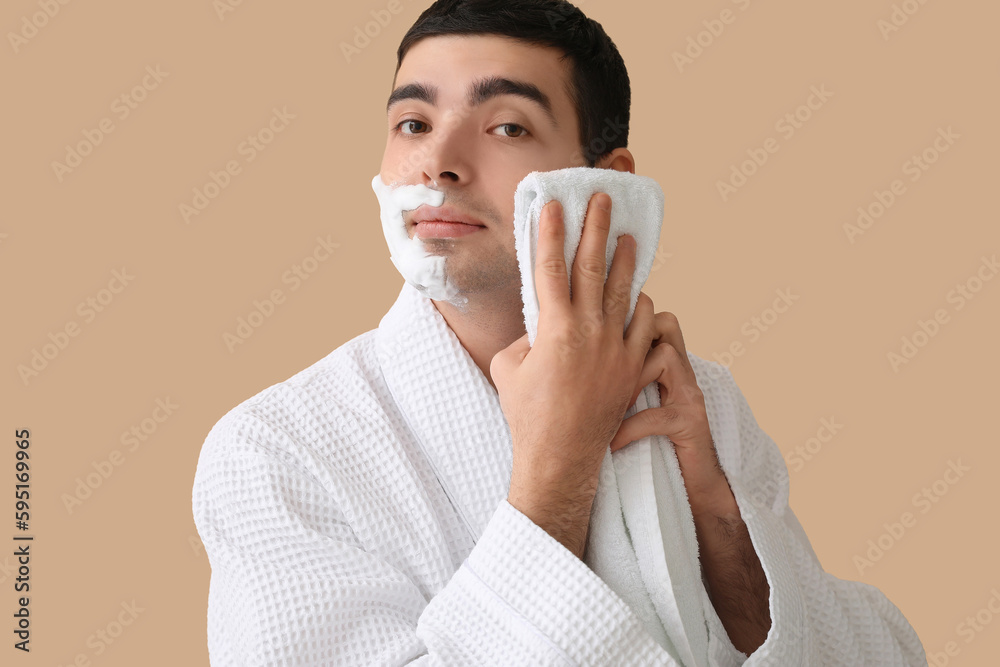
xmin=391 ymin=34 xmax=575 ymax=125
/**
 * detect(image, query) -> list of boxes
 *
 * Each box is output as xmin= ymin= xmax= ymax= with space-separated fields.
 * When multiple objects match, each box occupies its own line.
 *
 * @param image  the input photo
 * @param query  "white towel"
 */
xmin=513 ymin=167 xmax=664 ymax=346
xmin=513 ymin=166 xmax=714 ymax=666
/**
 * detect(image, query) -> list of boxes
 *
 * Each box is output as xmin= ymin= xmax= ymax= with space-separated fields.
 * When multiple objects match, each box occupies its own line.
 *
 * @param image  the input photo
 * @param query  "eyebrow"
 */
xmin=386 ymin=76 xmax=559 ymax=129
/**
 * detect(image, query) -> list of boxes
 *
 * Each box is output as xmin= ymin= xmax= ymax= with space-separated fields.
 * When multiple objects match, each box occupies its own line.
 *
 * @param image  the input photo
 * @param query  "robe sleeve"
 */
xmin=192 ymin=410 xmax=684 ymax=666
xmin=710 ymin=363 xmax=928 ymax=666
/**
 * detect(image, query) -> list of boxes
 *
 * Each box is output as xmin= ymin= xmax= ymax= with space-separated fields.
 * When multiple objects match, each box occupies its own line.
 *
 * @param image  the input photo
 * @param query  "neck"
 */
xmin=430 ymin=287 xmax=526 ymax=391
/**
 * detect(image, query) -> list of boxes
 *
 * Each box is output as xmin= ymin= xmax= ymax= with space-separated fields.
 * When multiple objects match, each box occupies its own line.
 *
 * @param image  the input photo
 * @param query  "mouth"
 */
xmin=411 ymin=203 xmax=487 ymax=239
xmin=413 ymin=220 xmax=485 ymax=239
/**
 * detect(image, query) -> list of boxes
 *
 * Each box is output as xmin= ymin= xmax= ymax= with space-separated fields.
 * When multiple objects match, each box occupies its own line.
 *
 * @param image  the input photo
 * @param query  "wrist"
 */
xmin=508 ymin=472 xmax=596 ymax=560
xmin=690 ymin=487 xmax=740 ymax=524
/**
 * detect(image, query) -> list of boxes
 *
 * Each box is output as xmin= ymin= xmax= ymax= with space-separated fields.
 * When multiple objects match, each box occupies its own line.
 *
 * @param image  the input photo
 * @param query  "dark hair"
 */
xmin=395 ymin=0 xmax=630 ymax=167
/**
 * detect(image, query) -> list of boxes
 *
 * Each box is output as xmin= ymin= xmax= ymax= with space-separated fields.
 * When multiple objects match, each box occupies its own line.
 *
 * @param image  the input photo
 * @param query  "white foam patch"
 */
xmin=370 ymin=174 xmax=468 ymax=305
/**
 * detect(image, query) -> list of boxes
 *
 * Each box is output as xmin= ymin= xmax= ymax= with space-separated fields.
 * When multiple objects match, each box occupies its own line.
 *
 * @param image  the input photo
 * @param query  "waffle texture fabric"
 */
xmin=192 ymin=281 xmax=927 ymax=666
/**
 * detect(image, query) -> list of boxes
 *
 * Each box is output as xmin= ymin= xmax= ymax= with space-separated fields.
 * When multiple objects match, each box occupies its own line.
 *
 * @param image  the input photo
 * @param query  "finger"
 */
xmin=534 ymin=200 xmax=572 ymax=326
xmin=651 ymin=311 xmax=692 ymax=373
xmin=570 ymin=192 xmax=612 ymax=314
xmin=609 ymin=409 xmax=665 ymax=453
xmin=603 ymin=234 xmax=636 ymax=334
xmin=627 ymin=343 xmax=687 ymax=408
xmin=625 ymin=291 xmax=657 ymax=358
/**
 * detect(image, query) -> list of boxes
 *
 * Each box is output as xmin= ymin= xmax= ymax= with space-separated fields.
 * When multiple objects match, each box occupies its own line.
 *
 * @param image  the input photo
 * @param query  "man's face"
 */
xmin=379 ymin=34 xmax=587 ymax=298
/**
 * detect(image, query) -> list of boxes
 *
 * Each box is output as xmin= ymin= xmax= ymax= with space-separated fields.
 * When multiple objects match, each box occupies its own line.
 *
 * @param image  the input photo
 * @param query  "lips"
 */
xmin=414 ymin=220 xmax=484 ymax=239
xmin=412 ymin=204 xmax=486 ymax=228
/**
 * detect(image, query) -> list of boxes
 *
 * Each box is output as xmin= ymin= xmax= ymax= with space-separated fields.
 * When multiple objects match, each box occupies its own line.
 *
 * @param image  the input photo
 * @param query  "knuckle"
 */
xmin=539 ymin=257 xmax=567 ymax=277
xmin=647 ymin=342 xmax=674 ymax=365
xmin=551 ymin=321 xmax=576 ymax=342
xmin=637 ymin=319 xmax=657 ymax=350
xmin=578 ymin=257 xmax=605 ymax=279
xmin=554 ymin=318 xmax=598 ymax=352
xmin=659 ymin=343 xmax=682 ymax=363
xmin=551 ymin=332 xmax=578 ymax=359
xmin=658 ymin=311 xmax=679 ymax=327
xmin=578 ymin=317 xmax=601 ymax=337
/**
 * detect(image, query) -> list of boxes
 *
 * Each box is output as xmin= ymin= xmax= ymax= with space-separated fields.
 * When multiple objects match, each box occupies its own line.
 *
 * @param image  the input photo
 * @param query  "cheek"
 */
xmin=495 ymin=174 xmax=529 ymax=220
xmin=381 ymin=147 xmax=419 ymax=185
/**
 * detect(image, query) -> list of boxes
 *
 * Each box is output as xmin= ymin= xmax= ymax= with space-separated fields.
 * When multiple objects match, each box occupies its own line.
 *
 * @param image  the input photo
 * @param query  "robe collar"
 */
xmin=375 ymin=282 xmax=513 ymax=546
xmin=373 ymin=282 xmax=767 ymax=666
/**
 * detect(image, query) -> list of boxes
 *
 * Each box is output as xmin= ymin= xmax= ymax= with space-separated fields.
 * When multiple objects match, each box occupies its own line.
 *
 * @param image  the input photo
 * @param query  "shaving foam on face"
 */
xmin=371 ymin=174 xmax=468 ymax=305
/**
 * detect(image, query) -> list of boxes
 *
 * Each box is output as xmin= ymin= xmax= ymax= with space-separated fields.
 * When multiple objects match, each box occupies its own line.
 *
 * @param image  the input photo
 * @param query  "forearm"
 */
xmin=507 ymin=467 xmax=597 ymax=561
xmin=692 ymin=491 xmax=772 ymax=656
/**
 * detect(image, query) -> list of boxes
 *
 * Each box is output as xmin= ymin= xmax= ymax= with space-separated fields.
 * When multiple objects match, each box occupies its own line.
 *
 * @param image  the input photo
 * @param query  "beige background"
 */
xmin=3 ymin=0 xmax=997 ymax=664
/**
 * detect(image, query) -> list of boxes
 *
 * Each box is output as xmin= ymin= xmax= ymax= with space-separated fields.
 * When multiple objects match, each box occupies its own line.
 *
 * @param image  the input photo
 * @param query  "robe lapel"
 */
xmin=375 ymin=282 xmax=740 ymax=665
xmin=375 ymin=282 xmax=514 ymax=546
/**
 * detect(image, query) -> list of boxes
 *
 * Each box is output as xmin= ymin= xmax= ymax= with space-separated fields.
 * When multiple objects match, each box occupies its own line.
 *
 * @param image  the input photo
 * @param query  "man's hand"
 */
xmin=606 ymin=302 xmax=772 ymax=655
xmin=491 ymin=192 xmax=656 ymax=559
xmin=607 ymin=305 xmax=734 ymax=516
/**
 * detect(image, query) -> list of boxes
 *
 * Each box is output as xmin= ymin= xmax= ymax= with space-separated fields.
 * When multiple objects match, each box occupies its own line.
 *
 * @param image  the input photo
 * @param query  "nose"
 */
xmin=419 ymin=114 xmax=470 ymax=187
xmin=428 ymin=171 xmax=458 ymax=187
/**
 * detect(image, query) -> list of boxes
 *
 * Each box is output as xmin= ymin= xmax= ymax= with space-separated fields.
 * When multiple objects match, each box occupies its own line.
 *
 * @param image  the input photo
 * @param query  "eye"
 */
xmin=492 ymin=123 xmax=529 ymax=139
xmin=395 ymin=119 xmax=428 ymax=135
xmin=392 ymin=119 xmax=530 ymax=140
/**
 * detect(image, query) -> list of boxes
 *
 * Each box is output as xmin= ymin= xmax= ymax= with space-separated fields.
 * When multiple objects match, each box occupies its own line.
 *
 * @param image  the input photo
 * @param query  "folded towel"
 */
xmin=513 ymin=167 xmax=664 ymax=347
xmin=512 ymin=166 xmax=713 ymax=667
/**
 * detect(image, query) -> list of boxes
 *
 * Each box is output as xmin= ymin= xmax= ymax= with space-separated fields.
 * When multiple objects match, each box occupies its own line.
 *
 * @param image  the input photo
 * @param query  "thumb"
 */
xmin=491 ymin=332 xmax=530 ymax=381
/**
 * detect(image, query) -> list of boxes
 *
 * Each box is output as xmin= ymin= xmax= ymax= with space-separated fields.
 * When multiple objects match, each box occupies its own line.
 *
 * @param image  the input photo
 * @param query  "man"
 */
xmin=192 ymin=1 xmax=926 ymax=664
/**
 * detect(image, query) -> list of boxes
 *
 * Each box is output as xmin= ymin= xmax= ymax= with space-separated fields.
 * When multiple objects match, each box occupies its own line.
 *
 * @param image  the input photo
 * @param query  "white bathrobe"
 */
xmin=192 ymin=281 xmax=927 ymax=666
